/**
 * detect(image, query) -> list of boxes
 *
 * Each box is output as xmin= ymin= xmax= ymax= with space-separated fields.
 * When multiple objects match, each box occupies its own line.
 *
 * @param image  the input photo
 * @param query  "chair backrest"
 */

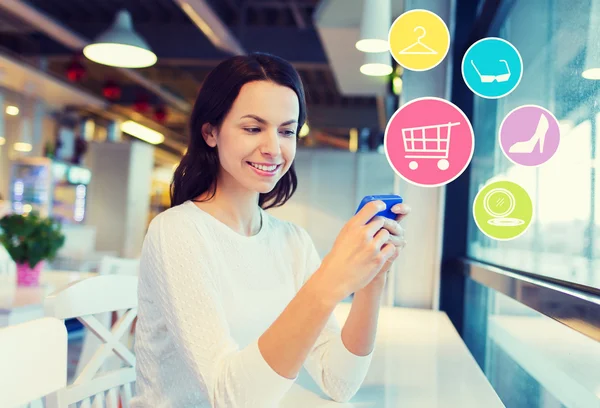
xmin=98 ymin=256 xmax=140 ymax=276
xmin=44 ymin=275 xmax=138 ymax=408
xmin=0 ymin=317 xmax=68 ymax=407
xmin=0 ymin=245 xmax=16 ymax=276
xmin=73 ymin=255 xmax=140 ymax=379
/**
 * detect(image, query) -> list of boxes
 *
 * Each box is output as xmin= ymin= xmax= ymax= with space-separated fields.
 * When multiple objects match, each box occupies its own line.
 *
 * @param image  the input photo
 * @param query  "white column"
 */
xmin=31 ymin=99 xmax=45 ymax=157
xmin=389 ymin=0 xmax=455 ymax=309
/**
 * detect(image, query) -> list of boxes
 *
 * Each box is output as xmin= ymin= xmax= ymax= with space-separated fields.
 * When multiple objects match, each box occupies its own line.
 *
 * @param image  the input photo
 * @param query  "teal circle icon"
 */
xmin=461 ymin=37 xmax=523 ymax=99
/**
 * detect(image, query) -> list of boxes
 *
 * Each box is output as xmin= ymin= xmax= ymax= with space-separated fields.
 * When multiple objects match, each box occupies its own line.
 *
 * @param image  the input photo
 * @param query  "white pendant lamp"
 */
xmin=360 ymin=51 xmax=393 ymax=76
xmin=83 ymin=10 xmax=157 ymax=68
xmin=583 ymin=0 xmax=600 ymax=79
xmin=13 ymin=118 xmax=32 ymax=153
xmin=356 ymin=0 xmax=391 ymax=53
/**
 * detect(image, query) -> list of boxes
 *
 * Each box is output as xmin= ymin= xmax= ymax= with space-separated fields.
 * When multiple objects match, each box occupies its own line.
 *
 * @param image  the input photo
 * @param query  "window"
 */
xmin=463 ymin=277 xmax=600 ymax=408
xmin=467 ymin=0 xmax=600 ymax=289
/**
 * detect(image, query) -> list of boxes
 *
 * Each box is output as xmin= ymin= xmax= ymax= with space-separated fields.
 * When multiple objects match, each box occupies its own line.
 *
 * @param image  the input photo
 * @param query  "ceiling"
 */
xmin=315 ymin=0 xmax=404 ymax=96
xmin=0 ymin=0 xmax=396 ymax=156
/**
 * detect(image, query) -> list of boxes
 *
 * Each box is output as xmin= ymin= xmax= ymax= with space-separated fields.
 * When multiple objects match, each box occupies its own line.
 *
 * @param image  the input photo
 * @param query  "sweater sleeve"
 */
xmin=141 ymin=211 xmax=296 ymax=408
xmin=297 ymin=227 xmax=374 ymax=403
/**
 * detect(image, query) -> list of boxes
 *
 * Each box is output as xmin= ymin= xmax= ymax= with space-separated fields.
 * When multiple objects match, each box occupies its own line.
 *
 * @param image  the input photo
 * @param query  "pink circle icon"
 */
xmin=384 ymin=97 xmax=475 ymax=187
xmin=499 ymin=105 xmax=561 ymax=167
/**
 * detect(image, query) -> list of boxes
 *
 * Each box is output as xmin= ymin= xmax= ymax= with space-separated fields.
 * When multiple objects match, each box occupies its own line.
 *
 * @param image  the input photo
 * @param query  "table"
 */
xmin=0 ymin=270 xmax=97 ymax=327
xmin=280 ymin=304 xmax=505 ymax=408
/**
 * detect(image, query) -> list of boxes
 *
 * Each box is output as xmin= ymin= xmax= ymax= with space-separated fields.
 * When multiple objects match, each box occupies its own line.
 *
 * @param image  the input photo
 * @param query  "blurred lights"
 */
xmin=6 ymin=106 xmax=19 ymax=116
xmin=74 ymin=184 xmax=86 ymax=222
xmin=349 ymin=128 xmax=358 ymax=153
xmin=360 ymin=49 xmax=393 ymax=77
xmin=299 ymin=123 xmax=309 ymax=137
xmin=0 ymin=137 xmax=5 ymax=146
xmin=120 ymin=120 xmax=165 ymax=145
xmin=13 ymin=142 xmax=32 ymax=152
xmin=393 ymin=76 xmax=403 ymax=95
xmin=360 ymin=63 xmax=393 ymax=76
xmin=582 ymin=68 xmax=600 ymax=80
xmin=68 ymin=167 xmax=92 ymax=185
xmin=355 ymin=39 xmax=389 ymax=53
xmin=14 ymin=181 xmax=24 ymax=197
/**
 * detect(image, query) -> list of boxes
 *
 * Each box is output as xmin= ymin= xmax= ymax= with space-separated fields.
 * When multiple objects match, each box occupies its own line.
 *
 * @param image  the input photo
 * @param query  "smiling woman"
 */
xmin=133 ymin=52 xmax=408 ymax=408
xmin=170 ymin=53 xmax=306 ymax=211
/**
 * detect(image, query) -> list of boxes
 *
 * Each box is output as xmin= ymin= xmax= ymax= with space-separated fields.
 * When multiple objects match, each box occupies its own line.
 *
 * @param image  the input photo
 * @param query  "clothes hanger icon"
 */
xmin=399 ymin=26 xmax=438 ymax=55
xmin=470 ymin=59 xmax=511 ymax=83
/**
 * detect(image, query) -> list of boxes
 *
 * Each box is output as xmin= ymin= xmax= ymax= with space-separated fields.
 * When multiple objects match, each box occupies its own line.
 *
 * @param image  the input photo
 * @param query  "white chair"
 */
xmin=44 ymin=275 xmax=138 ymax=408
xmin=0 ymin=317 xmax=68 ymax=408
xmin=0 ymin=244 xmax=16 ymax=277
xmin=74 ymin=256 xmax=140 ymax=379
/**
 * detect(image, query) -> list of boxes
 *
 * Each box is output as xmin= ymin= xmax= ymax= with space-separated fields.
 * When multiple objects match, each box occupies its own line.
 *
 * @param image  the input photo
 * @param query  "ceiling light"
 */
xmin=83 ymin=10 xmax=157 ymax=68
xmin=13 ymin=119 xmax=33 ymax=153
xmin=360 ymin=51 xmax=393 ymax=77
xmin=356 ymin=0 xmax=391 ymax=53
xmin=121 ymin=120 xmax=164 ymax=145
xmin=6 ymin=106 xmax=19 ymax=116
xmin=13 ymin=142 xmax=32 ymax=152
xmin=356 ymin=39 xmax=389 ymax=53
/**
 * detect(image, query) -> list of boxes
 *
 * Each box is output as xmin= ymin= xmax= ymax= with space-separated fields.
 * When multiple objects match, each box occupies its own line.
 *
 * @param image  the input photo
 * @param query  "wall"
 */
xmin=84 ymin=140 xmax=155 ymax=258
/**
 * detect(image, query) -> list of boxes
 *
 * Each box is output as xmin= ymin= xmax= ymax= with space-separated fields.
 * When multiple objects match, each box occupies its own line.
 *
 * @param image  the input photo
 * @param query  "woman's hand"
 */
xmin=363 ymin=203 xmax=411 ymax=289
xmin=317 ymin=200 xmax=398 ymax=302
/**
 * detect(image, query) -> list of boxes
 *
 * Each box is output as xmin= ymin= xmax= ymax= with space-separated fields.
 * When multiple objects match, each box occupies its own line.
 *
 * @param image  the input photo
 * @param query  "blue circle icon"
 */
xmin=462 ymin=37 xmax=523 ymax=99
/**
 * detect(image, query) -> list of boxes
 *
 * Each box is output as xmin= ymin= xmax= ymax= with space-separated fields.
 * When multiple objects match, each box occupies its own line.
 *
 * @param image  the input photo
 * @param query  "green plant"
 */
xmin=0 ymin=212 xmax=66 ymax=268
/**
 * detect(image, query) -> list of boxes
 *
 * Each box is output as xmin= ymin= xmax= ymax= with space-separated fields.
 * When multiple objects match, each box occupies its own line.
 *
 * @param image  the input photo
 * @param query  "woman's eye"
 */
xmin=245 ymin=127 xmax=295 ymax=137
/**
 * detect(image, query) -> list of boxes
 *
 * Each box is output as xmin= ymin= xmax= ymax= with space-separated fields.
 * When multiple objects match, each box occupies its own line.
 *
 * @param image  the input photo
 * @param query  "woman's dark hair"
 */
xmin=170 ymin=52 xmax=307 ymax=210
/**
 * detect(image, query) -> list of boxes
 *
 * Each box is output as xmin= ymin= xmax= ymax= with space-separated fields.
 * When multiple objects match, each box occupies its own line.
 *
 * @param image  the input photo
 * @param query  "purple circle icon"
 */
xmin=499 ymin=105 xmax=561 ymax=167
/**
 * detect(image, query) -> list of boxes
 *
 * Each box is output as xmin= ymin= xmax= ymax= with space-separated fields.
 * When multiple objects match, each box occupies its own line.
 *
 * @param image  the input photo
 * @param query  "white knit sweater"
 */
xmin=130 ymin=201 xmax=374 ymax=408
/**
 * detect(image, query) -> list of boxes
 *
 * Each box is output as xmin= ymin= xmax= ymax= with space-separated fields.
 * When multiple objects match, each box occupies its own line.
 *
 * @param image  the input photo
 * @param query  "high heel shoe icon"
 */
xmin=508 ymin=113 xmax=549 ymax=154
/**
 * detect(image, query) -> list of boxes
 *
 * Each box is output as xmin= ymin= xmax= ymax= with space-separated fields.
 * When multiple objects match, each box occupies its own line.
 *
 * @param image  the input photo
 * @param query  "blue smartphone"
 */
xmin=355 ymin=194 xmax=403 ymax=220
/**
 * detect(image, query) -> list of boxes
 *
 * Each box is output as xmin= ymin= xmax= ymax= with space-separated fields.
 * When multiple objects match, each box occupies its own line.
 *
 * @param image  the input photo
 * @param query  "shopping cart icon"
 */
xmin=401 ymin=121 xmax=461 ymax=170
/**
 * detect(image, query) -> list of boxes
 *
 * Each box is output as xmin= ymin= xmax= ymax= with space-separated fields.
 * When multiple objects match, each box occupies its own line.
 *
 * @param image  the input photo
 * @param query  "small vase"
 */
xmin=16 ymin=261 xmax=44 ymax=287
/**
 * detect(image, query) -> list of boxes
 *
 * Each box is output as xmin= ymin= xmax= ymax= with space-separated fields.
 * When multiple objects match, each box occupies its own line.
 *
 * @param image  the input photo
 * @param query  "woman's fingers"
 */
xmin=380 ymin=218 xmax=406 ymax=249
xmin=373 ymin=227 xmax=391 ymax=250
xmin=391 ymin=203 xmax=411 ymax=223
xmin=365 ymin=216 xmax=385 ymax=237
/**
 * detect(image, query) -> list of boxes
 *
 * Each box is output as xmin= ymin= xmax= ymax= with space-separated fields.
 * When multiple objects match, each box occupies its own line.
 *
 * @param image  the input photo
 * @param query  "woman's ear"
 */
xmin=202 ymin=123 xmax=217 ymax=147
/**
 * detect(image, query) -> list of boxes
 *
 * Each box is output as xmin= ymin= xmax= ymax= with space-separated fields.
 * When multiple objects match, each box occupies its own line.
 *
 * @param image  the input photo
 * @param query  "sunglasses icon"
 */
xmin=471 ymin=59 xmax=511 ymax=83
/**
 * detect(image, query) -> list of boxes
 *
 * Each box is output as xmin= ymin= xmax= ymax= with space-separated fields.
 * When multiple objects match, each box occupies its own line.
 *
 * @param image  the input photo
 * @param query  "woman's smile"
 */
xmin=247 ymin=161 xmax=282 ymax=177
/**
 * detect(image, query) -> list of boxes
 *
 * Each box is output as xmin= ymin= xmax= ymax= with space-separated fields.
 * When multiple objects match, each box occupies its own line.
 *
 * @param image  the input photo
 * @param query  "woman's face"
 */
xmin=204 ymin=80 xmax=300 ymax=194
